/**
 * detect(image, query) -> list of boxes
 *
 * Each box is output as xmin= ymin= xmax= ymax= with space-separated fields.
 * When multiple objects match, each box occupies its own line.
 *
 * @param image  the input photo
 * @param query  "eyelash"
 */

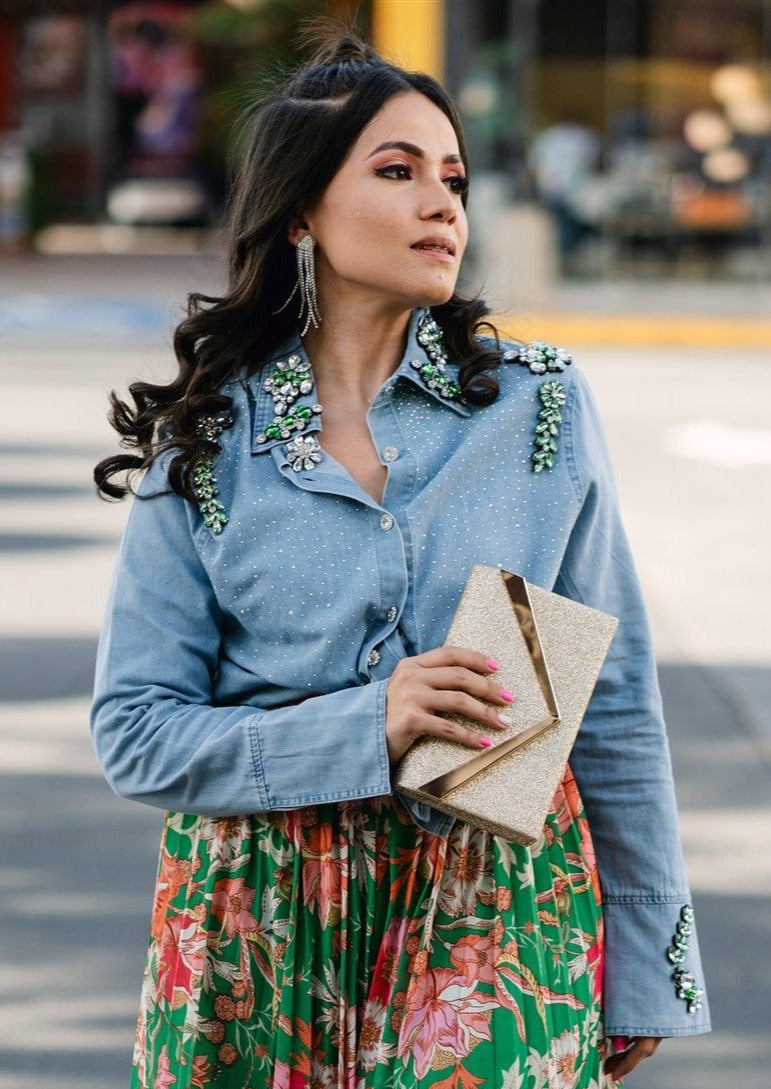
xmin=374 ymin=163 xmax=469 ymax=196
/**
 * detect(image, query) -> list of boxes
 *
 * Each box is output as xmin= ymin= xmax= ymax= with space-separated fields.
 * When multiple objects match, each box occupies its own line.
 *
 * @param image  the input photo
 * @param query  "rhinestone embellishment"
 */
xmin=503 ymin=340 xmax=573 ymax=374
xmin=411 ymin=313 xmax=462 ymax=401
xmin=285 ymin=434 xmax=323 ymax=472
xmin=256 ymin=353 xmax=323 ymax=446
xmin=532 ymin=379 xmax=567 ymax=473
xmin=667 ymin=905 xmax=703 ymax=1013
xmin=193 ymin=411 xmax=232 ymax=534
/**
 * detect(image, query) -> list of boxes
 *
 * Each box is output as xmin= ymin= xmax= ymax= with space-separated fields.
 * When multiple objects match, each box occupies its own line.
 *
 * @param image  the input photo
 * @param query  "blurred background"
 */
xmin=2 ymin=0 xmax=771 ymax=293
xmin=1 ymin=2 xmax=770 ymax=1088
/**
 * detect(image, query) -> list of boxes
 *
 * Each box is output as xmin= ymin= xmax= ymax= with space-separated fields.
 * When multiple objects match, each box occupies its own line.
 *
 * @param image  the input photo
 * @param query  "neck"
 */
xmin=302 ymin=298 xmax=416 ymax=405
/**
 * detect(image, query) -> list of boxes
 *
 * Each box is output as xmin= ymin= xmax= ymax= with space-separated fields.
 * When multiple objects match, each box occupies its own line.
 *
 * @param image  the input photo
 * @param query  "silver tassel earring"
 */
xmin=274 ymin=234 xmax=321 ymax=336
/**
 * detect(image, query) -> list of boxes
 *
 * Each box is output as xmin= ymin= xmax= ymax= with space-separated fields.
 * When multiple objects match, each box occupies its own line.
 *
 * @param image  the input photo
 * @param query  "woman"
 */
xmin=92 ymin=31 xmax=710 ymax=1089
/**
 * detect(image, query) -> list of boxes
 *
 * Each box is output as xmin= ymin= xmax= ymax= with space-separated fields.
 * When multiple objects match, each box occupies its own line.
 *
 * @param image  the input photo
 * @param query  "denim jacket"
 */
xmin=92 ymin=307 xmax=710 ymax=1038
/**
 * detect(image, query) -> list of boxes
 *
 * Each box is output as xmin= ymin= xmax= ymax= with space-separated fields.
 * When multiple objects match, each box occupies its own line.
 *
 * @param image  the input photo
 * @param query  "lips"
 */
xmin=411 ymin=235 xmax=456 ymax=257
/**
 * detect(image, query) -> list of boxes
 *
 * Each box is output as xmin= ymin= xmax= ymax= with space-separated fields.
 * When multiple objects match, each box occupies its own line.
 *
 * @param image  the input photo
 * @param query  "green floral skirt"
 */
xmin=132 ymin=768 xmax=615 ymax=1089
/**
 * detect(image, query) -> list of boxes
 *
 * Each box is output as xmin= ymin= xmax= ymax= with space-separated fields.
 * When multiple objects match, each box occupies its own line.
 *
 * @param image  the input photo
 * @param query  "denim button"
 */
xmin=383 ymin=446 xmax=399 ymax=462
xmin=380 ymin=513 xmax=394 ymax=531
xmin=367 ymin=648 xmax=381 ymax=667
xmin=386 ymin=605 xmax=398 ymax=622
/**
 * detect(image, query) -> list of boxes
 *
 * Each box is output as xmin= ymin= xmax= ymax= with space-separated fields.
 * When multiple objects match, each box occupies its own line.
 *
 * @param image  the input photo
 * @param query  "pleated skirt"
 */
xmin=131 ymin=768 xmax=615 ymax=1089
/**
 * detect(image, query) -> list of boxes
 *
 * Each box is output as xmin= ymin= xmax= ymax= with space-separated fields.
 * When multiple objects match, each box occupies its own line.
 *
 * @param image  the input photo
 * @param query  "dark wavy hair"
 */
xmin=94 ymin=28 xmax=501 ymax=502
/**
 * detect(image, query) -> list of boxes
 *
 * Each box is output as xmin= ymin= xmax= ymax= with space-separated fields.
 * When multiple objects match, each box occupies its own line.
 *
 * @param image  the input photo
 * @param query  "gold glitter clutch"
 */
xmin=394 ymin=566 xmax=618 ymax=845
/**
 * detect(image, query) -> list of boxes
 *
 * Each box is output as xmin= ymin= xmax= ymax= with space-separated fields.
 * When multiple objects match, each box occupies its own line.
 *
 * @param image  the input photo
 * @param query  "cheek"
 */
xmin=318 ymin=198 xmax=401 ymax=266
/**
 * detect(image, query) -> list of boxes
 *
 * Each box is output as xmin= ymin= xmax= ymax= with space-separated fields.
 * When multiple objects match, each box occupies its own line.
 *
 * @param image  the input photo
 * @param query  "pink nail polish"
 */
xmin=486 ymin=658 xmax=500 ymax=671
xmin=479 ymin=736 xmax=493 ymax=748
xmin=500 ymin=688 xmax=515 ymax=703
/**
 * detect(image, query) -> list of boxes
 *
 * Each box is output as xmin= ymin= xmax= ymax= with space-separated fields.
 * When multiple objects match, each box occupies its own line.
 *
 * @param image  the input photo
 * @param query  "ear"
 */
xmin=287 ymin=214 xmax=311 ymax=247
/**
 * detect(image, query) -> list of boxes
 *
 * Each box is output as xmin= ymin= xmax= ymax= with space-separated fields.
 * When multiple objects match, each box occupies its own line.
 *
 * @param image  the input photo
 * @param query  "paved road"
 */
xmin=1 ymin=256 xmax=770 ymax=1088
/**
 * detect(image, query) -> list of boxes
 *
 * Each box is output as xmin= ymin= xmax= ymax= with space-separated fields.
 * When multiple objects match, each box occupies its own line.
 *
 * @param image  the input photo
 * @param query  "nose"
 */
xmin=419 ymin=174 xmax=457 ymax=224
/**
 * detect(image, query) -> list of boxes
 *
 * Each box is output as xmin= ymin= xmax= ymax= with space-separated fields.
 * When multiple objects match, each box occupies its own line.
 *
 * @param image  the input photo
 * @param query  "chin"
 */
xmin=415 ymin=279 xmax=458 ymax=308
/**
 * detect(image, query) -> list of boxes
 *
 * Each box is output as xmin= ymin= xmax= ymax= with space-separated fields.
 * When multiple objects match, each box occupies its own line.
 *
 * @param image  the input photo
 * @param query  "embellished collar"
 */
xmin=246 ymin=307 xmax=470 ymax=455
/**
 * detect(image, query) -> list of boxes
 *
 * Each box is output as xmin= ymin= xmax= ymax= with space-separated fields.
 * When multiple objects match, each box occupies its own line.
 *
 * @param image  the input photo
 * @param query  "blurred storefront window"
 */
xmin=450 ymin=0 xmax=771 ymax=280
xmin=0 ymin=0 xmax=768 ymax=279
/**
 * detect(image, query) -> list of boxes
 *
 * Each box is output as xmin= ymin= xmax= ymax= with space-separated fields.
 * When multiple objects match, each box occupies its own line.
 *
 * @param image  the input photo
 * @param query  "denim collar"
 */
xmin=247 ymin=308 xmax=471 ymax=453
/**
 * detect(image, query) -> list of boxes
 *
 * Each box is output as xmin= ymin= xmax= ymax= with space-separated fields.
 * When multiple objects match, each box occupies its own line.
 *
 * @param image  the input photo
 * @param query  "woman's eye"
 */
xmin=446 ymin=175 xmax=469 ymax=196
xmin=375 ymin=163 xmax=412 ymax=180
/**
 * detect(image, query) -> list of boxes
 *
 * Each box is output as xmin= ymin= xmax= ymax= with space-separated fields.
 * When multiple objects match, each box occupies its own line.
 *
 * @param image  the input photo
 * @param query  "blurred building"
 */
xmin=1 ymin=0 xmax=770 ymax=276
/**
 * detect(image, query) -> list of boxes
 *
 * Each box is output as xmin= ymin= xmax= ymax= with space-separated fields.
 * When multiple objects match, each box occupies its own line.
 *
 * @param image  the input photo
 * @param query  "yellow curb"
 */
xmin=494 ymin=313 xmax=771 ymax=349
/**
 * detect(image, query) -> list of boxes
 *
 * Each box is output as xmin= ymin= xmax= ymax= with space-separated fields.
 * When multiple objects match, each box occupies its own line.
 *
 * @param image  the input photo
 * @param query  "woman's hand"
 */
xmin=385 ymin=647 xmax=514 ymax=764
xmin=604 ymin=1036 xmax=662 ymax=1081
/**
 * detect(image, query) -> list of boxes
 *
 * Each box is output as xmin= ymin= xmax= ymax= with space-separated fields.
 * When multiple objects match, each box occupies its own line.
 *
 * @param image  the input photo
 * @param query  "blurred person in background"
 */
xmin=529 ymin=111 xmax=601 ymax=272
xmin=91 ymin=25 xmax=709 ymax=1089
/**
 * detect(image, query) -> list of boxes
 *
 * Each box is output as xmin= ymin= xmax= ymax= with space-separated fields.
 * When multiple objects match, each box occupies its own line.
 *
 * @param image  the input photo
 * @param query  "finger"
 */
xmin=430 ymin=689 xmax=513 ymax=732
xmin=604 ymin=1037 xmax=661 ymax=1080
xmin=415 ymin=645 xmax=500 ymax=675
xmin=415 ymin=711 xmax=497 ymax=750
xmin=421 ymin=666 xmax=515 ymax=706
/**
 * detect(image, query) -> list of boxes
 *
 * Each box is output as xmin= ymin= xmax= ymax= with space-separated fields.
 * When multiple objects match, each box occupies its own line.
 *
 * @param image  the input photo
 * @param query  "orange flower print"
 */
xmin=210 ymin=877 xmax=259 ymax=939
xmin=397 ymin=967 xmax=496 ymax=1079
xmin=190 ymin=1055 xmax=212 ymax=1088
xmin=156 ymin=912 xmax=206 ymax=1006
xmin=150 ymin=851 xmax=191 ymax=942
xmin=301 ymin=824 xmax=345 ymax=927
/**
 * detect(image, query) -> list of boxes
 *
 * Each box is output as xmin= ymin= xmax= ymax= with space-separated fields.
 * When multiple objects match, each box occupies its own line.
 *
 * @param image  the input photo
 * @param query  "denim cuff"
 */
xmin=602 ymin=898 xmax=711 ymax=1037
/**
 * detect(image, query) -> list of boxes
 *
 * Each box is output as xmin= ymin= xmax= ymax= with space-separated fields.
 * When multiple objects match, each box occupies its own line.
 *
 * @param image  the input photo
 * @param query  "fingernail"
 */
xmin=499 ymin=688 xmax=515 ymax=703
xmin=498 ymin=713 xmax=513 ymax=727
xmin=479 ymin=736 xmax=493 ymax=747
xmin=486 ymin=658 xmax=500 ymax=671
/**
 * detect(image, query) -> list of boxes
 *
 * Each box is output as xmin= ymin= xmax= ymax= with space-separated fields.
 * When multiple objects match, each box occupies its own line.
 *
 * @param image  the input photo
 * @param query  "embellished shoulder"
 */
xmin=500 ymin=339 xmax=574 ymax=375
xmin=499 ymin=339 xmax=575 ymax=473
xmin=192 ymin=410 xmax=233 ymax=534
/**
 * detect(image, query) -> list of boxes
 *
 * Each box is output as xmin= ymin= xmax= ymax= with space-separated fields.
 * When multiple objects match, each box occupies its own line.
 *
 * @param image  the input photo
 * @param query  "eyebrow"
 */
xmin=366 ymin=140 xmax=463 ymax=165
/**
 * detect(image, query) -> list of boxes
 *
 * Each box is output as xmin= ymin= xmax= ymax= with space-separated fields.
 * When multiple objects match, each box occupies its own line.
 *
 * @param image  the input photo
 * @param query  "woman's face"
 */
xmin=298 ymin=90 xmax=469 ymax=314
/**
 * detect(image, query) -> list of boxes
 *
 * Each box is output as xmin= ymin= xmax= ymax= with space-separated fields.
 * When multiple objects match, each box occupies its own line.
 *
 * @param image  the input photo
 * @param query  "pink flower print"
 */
xmin=398 ymin=967 xmax=495 ymax=1079
xmin=370 ymin=916 xmax=409 ymax=1002
xmin=546 ymin=1028 xmax=580 ymax=1089
xmin=586 ymin=917 xmax=604 ymax=1002
xmin=153 ymin=1045 xmax=177 ymax=1089
xmin=156 ymin=912 xmax=206 ymax=1006
xmin=449 ymin=932 xmax=499 ymax=987
xmin=210 ymin=877 xmax=259 ymax=939
xmin=272 ymin=1059 xmax=308 ymax=1089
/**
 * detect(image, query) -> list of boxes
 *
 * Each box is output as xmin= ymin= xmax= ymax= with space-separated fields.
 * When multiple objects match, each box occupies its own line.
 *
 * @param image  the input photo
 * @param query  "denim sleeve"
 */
xmin=556 ymin=371 xmax=710 ymax=1037
xmin=90 ymin=459 xmax=391 ymax=816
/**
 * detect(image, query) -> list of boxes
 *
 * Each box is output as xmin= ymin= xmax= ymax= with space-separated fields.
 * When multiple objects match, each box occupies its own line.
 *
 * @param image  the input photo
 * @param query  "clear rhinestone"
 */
xmin=386 ymin=605 xmax=398 ymax=622
xmin=367 ymin=648 xmax=380 ymax=667
xmin=380 ymin=513 xmax=394 ymax=531
xmin=383 ymin=446 xmax=398 ymax=462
